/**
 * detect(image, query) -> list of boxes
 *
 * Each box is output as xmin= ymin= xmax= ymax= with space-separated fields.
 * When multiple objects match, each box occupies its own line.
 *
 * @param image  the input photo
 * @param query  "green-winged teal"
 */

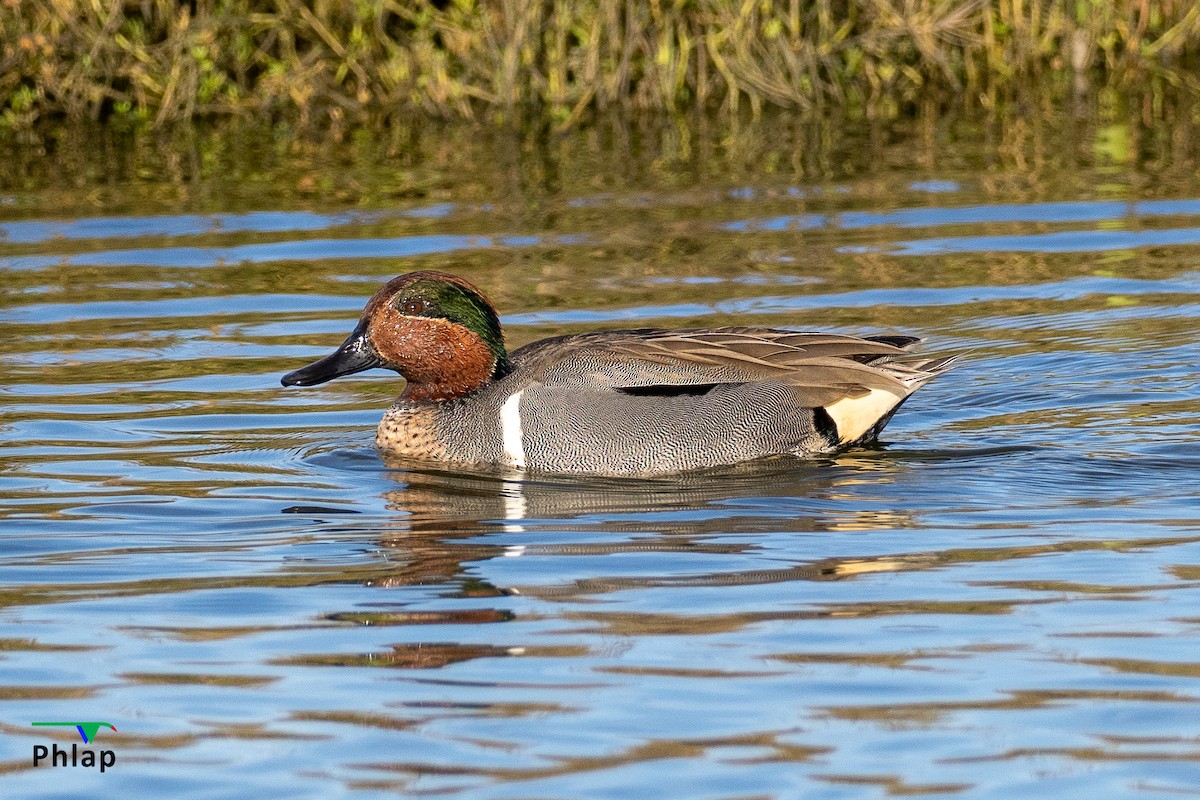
xmin=282 ymin=271 xmax=954 ymax=475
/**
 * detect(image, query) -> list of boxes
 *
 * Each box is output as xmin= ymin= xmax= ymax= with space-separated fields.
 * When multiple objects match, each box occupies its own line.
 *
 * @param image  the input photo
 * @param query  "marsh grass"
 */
xmin=3 ymin=1 xmax=1200 ymax=132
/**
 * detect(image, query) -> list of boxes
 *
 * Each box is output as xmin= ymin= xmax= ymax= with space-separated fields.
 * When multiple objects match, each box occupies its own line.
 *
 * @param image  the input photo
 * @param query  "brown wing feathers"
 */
xmin=521 ymin=326 xmax=949 ymax=404
xmin=604 ymin=329 xmax=923 ymax=391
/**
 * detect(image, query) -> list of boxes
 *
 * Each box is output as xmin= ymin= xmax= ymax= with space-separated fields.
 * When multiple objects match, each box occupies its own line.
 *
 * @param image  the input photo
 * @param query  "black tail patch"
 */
xmin=812 ymin=406 xmax=841 ymax=447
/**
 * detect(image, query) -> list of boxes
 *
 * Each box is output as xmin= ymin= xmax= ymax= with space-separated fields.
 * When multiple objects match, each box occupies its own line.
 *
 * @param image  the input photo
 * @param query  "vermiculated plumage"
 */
xmin=282 ymin=272 xmax=956 ymax=475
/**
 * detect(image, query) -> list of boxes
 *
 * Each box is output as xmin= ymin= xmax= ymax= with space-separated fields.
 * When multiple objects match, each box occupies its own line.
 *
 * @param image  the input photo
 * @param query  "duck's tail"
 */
xmin=824 ymin=346 xmax=959 ymax=447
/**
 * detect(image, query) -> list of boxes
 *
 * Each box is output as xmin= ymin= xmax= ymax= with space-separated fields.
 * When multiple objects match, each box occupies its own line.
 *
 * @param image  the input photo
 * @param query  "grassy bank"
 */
xmin=3 ymin=1 xmax=1200 ymax=132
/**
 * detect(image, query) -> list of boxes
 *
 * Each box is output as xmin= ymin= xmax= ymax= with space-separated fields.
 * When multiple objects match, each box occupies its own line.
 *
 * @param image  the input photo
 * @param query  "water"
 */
xmin=2 ymin=114 xmax=1199 ymax=798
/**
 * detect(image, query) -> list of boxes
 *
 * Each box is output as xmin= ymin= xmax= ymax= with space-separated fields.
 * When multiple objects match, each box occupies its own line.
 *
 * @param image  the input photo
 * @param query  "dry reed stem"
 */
xmin=1 ymin=0 xmax=1198 ymax=132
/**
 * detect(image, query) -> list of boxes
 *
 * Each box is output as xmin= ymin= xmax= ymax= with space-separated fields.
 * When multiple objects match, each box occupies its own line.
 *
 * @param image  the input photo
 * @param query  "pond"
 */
xmin=2 ymin=110 xmax=1199 ymax=798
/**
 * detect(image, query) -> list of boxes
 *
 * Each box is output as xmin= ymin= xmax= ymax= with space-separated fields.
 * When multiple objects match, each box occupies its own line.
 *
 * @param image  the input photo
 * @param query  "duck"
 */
xmin=281 ymin=270 xmax=954 ymax=475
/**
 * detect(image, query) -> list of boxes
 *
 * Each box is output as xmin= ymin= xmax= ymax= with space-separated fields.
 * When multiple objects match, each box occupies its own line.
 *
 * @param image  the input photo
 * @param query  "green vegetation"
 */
xmin=2 ymin=0 xmax=1199 ymax=132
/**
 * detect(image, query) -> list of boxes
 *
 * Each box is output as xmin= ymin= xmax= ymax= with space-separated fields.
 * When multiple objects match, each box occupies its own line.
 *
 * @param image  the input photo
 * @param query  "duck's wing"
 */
xmin=515 ymin=327 xmax=950 ymax=408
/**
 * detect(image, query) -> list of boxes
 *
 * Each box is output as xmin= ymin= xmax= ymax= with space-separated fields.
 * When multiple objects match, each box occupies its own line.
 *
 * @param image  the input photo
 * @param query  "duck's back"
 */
xmin=450 ymin=327 xmax=952 ymax=474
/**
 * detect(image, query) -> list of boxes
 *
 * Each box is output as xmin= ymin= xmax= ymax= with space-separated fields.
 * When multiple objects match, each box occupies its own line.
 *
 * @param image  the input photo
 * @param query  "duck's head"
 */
xmin=281 ymin=271 xmax=510 ymax=402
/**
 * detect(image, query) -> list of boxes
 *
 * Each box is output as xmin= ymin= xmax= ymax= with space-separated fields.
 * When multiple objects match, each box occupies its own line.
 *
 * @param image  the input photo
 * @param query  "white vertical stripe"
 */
xmin=501 ymin=390 xmax=526 ymax=468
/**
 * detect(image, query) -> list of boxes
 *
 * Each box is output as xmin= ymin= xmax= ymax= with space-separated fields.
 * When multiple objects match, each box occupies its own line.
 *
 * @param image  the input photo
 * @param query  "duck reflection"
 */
xmin=362 ymin=452 xmax=924 ymax=597
xmin=299 ymin=454 xmax=947 ymax=668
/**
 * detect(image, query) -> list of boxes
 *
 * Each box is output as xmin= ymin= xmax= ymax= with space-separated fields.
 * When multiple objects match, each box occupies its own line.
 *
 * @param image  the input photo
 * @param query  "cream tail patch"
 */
xmin=824 ymin=388 xmax=906 ymax=444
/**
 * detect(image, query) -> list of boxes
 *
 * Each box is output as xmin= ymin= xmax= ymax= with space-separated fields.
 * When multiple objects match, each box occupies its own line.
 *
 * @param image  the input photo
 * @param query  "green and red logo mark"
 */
xmin=32 ymin=722 xmax=117 ymax=743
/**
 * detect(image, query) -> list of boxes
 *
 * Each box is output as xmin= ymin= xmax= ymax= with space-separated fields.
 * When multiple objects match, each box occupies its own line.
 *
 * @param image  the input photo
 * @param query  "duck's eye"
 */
xmin=400 ymin=299 xmax=426 ymax=315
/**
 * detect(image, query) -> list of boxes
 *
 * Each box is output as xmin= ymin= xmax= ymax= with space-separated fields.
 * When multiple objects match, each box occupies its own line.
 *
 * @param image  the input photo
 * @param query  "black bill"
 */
xmin=281 ymin=321 xmax=382 ymax=387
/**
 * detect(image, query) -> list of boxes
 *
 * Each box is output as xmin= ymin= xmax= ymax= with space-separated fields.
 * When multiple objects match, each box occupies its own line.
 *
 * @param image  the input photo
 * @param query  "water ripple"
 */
xmin=3 ymin=138 xmax=1200 ymax=800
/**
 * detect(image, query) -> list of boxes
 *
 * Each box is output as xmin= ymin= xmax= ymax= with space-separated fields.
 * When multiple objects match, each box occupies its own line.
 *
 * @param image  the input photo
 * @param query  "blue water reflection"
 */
xmin=1 ymin=124 xmax=1199 ymax=800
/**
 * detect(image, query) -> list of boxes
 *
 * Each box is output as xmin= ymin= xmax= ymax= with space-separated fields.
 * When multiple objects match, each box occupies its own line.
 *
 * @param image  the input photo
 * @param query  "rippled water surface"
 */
xmin=2 ymin=115 xmax=1199 ymax=798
